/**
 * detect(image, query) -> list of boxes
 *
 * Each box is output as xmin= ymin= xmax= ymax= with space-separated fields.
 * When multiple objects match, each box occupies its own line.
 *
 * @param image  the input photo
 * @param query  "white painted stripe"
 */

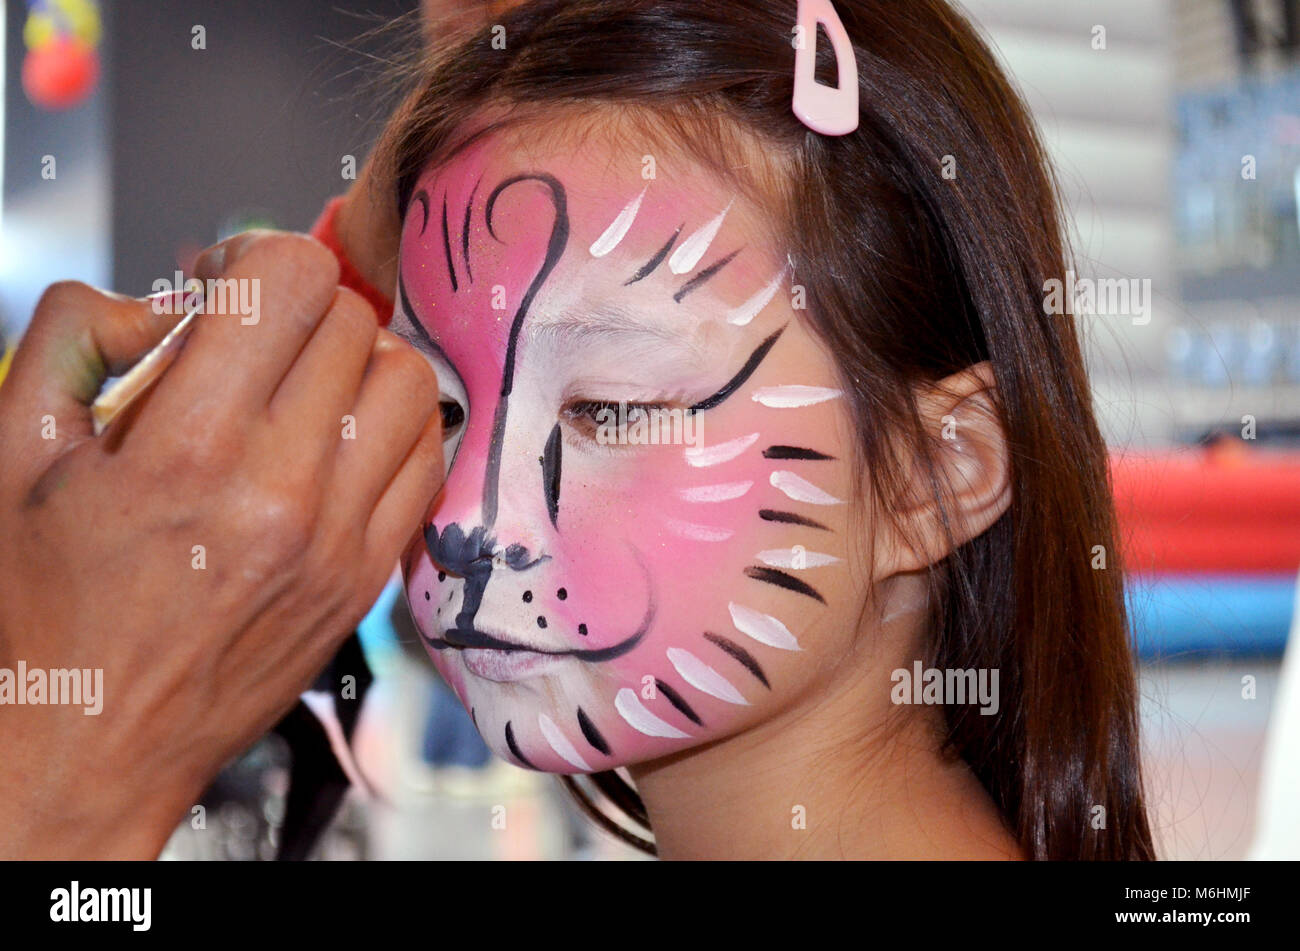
xmin=684 ymin=431 xmax=759 ymax=468
xmin=756 ymin=548 xmax=841 ymax=569
xmin=667 ymin=648 xmax=749 ymax=705
xmin=538 ymin=713 xmax=592 ymax=772
xmin=666 ymin=518 xmax=733 ymax=542
xmin=770 ymin=470 xmax=844 ymax=506
xmin=678 ymin=481 xmax=753 ymax=503
xmin=728 ymin=602 xmax=802 ymax=651
xmin=751 ymin=385 xmax=842 ymax=408
xmin=727 ymin=269 xmax=786 ymax=326
xmin=615 ymin=687 xmax=690 ymax=738
xmin=589 ymin=186 xmax=648 ymax=257
xmin=669 ymin=200 xmax=733 ymax=274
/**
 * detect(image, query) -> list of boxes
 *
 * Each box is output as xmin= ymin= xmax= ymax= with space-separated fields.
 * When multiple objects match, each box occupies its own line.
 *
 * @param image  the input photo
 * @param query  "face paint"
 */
xmin=393 ymin=131 xmax=862 ymax=773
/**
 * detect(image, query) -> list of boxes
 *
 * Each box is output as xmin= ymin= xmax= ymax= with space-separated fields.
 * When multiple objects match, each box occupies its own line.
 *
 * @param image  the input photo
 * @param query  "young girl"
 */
xmin=363 ymin=0 xmax=1154 ymax=859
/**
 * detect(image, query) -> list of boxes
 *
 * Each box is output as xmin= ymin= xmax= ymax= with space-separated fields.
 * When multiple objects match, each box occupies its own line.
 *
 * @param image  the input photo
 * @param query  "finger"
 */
xmin=332 ymin=332 xmax=441 ymax=516
xmin=148 ymin=231 xmax=341 ymax=423
xmin=0 ymin=283 xmax=187 ymax=453
xmin=363 ymin=411 xmax=445 ymax=577
xmin=269 ymin=287 xmax=378 ymax=460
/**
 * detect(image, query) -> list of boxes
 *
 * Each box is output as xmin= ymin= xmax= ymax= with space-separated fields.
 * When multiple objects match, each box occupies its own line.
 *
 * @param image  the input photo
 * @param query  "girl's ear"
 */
xmin=873 ymin=361 xmax=1011 ymax=578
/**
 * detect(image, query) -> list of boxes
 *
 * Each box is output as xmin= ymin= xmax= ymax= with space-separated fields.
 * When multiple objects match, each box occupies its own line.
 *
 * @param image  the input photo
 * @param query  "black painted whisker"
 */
xmin=759 ymin=509 xmax=831 ymax=531
xmin=505 ymin=721 xmax=537 ymax=769
xmin=577 ymin=707 xmax=611 ymax=756
xmin=703 ymin=632 xmax=771 ymax=689
xmin=624 ymin=225 xmax=682 ymax=285
xmin=744 ymin=565 xmax=826 ymax=604
xmin=655 ymin=679 xmax=704 ymax=726
xmin=763 ymin=446 xmax=835 ymax=461
xmin=673 ymin=248 xmax=742 ymax=303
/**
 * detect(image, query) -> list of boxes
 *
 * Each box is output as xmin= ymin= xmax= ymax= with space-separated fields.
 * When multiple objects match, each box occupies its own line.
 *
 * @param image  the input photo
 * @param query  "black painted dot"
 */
xmin=537 ymin=616 xmax=548 ymax=629
xmin=424 ymin=591 xmax=431 ymax=601
xmin=557 ymin=588 xmax=568 ymax=601
xmin=437 ymin=571 xmax=446 ymax=582
xmin=578 ymin=623 xmax=588 ymax=636
xmin=523 ymin=591 xmax=533 ymax=603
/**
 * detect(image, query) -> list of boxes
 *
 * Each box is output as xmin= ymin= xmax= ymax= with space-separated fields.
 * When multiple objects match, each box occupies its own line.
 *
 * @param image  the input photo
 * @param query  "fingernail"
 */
xmin=192 ymin=241 xmax=228 ymax=279
xmin=194 ymin=231 xmax=262 ymax=279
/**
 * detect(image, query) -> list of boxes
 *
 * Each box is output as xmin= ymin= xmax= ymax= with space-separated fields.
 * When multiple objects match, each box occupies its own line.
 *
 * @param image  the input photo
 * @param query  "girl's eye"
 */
xmin=562 ymin=399 xmax=669 ymax=443
xmin=440 ymin=400 xmax=466 ymax=438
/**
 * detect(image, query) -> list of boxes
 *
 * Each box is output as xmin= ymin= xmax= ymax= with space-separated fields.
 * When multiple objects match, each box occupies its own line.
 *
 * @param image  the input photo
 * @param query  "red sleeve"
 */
xmin=310 ymin=196 xmax=395 ymax=325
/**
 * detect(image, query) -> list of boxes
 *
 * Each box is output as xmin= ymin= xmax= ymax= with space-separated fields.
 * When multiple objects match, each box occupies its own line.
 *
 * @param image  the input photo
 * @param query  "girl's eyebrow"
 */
xmin=525 ymin=306 xmax=700 ymax=351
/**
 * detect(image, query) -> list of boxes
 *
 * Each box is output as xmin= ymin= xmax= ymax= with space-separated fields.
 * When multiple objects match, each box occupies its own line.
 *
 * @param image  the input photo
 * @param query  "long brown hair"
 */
xmin=372 ymin=0 xmax=1154 ymax=860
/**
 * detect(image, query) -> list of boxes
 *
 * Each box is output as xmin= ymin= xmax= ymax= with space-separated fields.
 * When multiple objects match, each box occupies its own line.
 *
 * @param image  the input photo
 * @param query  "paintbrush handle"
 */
xmin=91 ymin=303 xmax=202 ymax=435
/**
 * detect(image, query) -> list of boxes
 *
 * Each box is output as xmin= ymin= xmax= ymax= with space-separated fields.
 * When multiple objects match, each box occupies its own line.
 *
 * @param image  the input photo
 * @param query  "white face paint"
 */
xmin=394 ymin=129 xmax=866 ymax=774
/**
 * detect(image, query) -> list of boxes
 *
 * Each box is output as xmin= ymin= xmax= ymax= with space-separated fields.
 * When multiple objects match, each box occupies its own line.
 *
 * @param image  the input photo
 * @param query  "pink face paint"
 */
xmin=393 ymin=133 xmax=852 ymax=773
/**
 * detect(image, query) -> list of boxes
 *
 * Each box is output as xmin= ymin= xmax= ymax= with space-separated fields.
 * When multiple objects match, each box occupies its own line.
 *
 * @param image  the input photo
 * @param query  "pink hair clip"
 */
xmin=792 ymin=0 xmax=859 ymax=136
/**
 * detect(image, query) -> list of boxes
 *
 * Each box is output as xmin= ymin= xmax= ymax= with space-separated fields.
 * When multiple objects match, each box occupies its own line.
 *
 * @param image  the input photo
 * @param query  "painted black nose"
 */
xmin=425 ymin=523 xmax=542 ymax=576
xmin=424 ymin=522 xmax=550 ymax=638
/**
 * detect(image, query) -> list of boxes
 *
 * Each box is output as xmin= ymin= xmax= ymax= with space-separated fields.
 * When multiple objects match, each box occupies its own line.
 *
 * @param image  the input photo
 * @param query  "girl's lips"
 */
xmin=461 ymin=648 xmax=567 ymax=682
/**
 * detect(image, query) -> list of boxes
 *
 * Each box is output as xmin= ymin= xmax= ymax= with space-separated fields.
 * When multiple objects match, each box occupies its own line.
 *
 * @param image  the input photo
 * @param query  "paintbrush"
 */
xmin=91 ymin=302 xmax=202 ymax=435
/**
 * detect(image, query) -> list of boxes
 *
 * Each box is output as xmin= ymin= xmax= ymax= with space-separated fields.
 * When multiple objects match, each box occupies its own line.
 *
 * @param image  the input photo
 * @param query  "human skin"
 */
xmin=334 ymin=0 xmax=529 ymax=297
xmin=0 ymin=233 xmax=444 ymax=858
xmin=391 ymin=125 xmax=1025 ymax=858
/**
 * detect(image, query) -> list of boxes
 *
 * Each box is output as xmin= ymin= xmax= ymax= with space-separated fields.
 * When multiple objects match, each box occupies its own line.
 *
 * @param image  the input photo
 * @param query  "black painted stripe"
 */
xmin=461 ymin=176 xmax=481 ymax=283
xmin=744 ymin=565 xmax=826 ymax=604
xmin=624 ymin=226 xmax=681 ymax=285
xmin=413 ymin=189 xmax=431 ymax=235
xmin=542 ymin=423 xmax=562 ymax=528
xmin=655 ymin=679 xmax=704 ymax=726
xmin=703 ymin=632 xmax=771 ymax=689
xmin=673 ymin=248 xmax=741 ymax=303
xmin=441 ymin=193 xmax=459 ymax=292
xmin=759 ymin=509 xmax=830 ymax=531
xmin=398 ymin=273 xmax=455 ymax=365
xmin=763 ymin=446 xmax=835 ymax=461
xmin=480 ymin=174 xmax=569 ymax=529
xmin=577 ymin=707 xmax=611 ymax=756
xmin=690 ymin=325 xmax=786 ymax=412
xmin=505 ymin=721 xmax=537 ymax=769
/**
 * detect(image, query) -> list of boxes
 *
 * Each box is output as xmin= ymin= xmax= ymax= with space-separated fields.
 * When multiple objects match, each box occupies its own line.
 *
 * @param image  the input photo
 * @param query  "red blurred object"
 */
xmin=22 ymin=36 xmax=100 ymax=111
xmin=1111 ymin=446 xmax=1300 ymax=574
xmin=309 ymin=196 xmax=396 ymax=324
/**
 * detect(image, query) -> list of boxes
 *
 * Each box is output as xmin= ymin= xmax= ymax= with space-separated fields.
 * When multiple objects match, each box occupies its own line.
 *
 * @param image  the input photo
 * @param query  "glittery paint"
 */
xmin=394 ymin=133 xmax=852 ymax=772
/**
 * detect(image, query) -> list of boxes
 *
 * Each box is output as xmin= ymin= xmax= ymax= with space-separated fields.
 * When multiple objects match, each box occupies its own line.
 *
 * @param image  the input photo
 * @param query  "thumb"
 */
xmin=0 ymin=282 xmax=188 ymax=452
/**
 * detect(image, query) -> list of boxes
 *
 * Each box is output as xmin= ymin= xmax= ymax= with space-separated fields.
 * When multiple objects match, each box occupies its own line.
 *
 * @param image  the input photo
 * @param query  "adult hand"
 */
xmin=0 ymin=232 xmax=443 ymax=858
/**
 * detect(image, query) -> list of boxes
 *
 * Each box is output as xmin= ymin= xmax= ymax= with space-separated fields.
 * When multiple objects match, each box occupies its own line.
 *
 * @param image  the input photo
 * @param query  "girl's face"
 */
xmin=393 ymin=129 xmax=869 ymax=772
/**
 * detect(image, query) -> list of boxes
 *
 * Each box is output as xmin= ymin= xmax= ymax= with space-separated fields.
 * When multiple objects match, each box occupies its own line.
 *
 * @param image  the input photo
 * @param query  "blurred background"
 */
xmin=1 ymin=0 xmax=1297 ymax=860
